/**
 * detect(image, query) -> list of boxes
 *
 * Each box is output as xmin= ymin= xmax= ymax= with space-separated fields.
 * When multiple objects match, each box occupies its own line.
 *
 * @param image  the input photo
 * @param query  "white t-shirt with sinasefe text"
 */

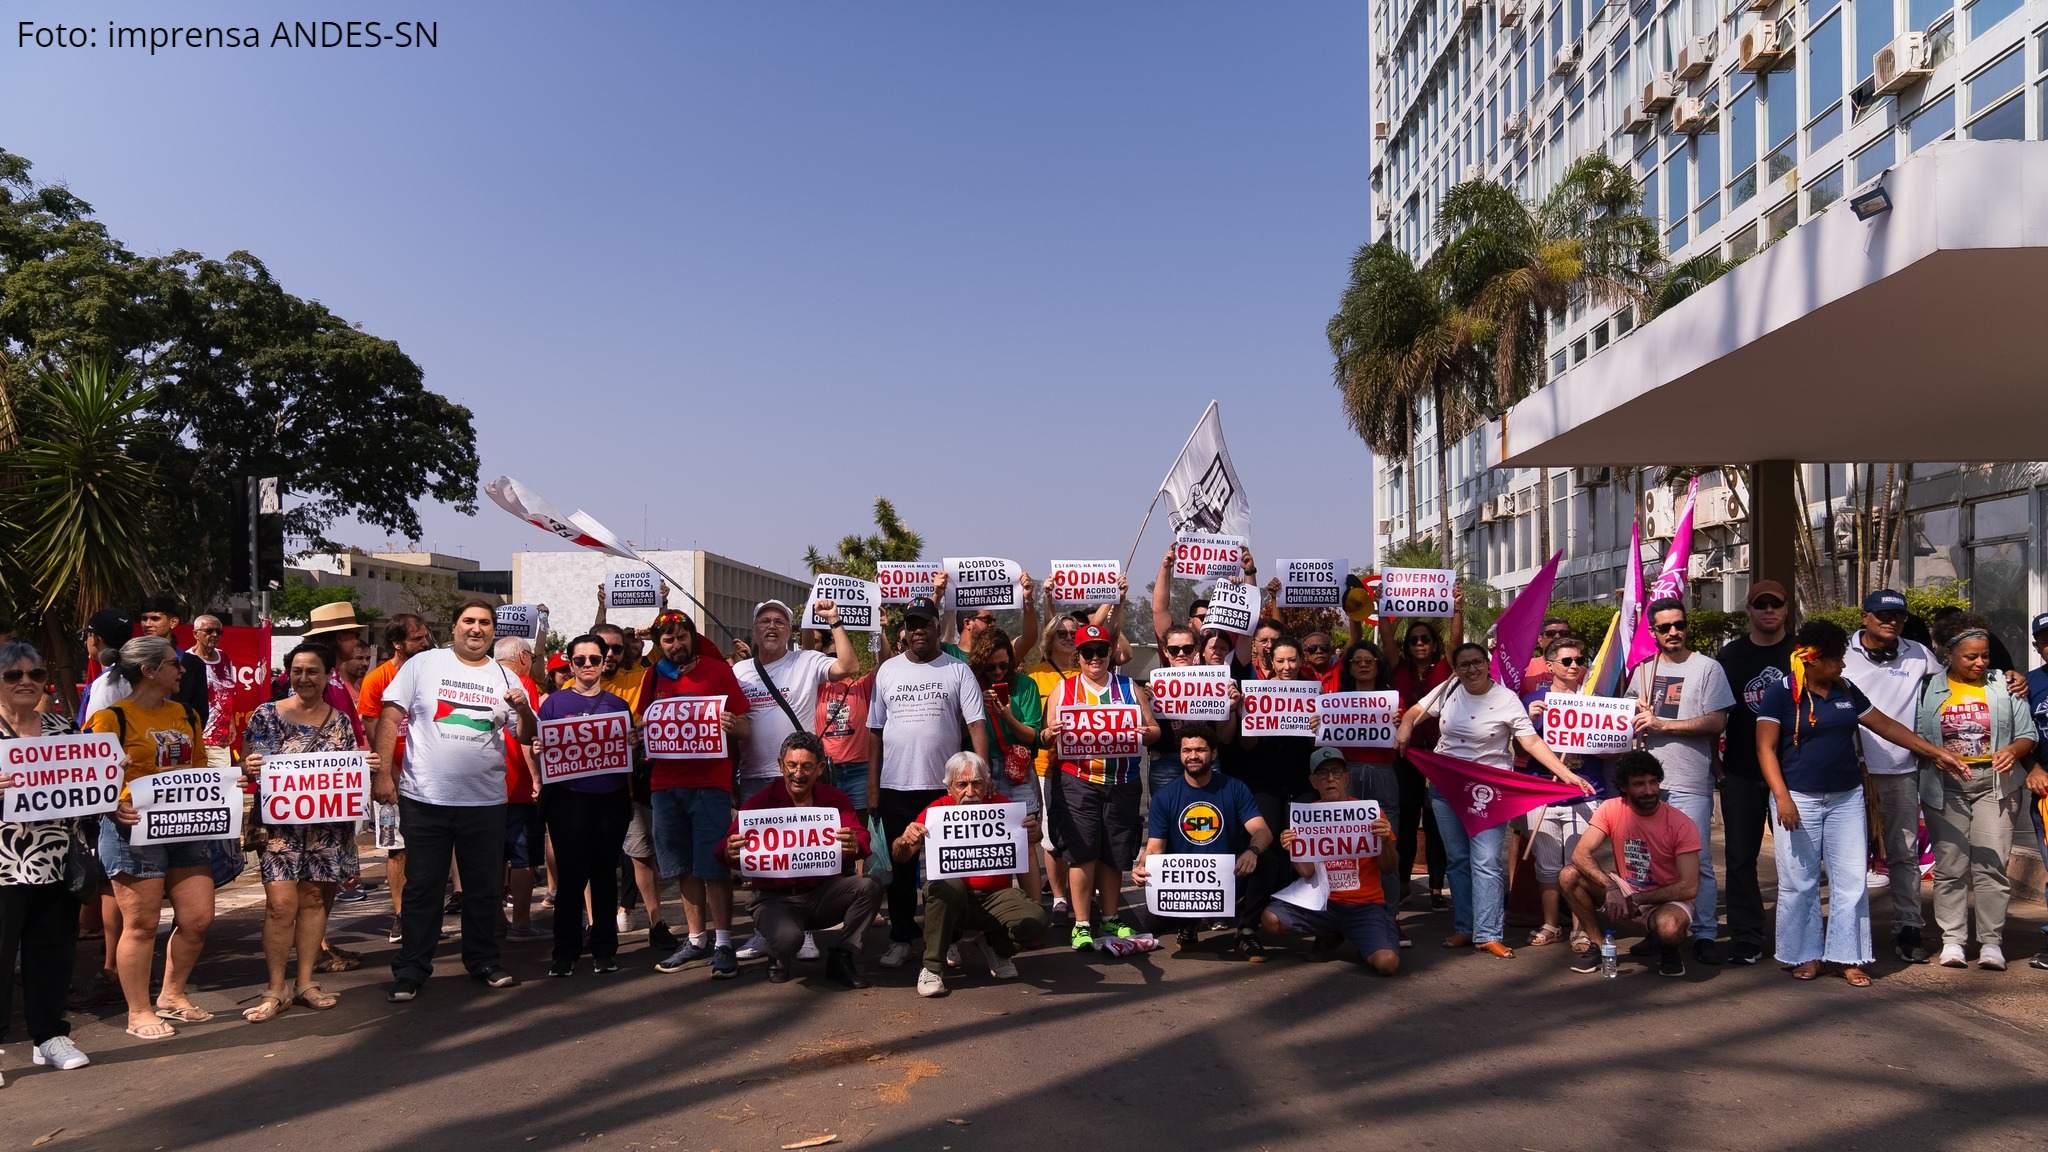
xmin=869 ymin=652 xmax=986 ymax=791
xmin=734 ymin=648 xmax=836 ymax=781
xmin=385 ymin=647 xmax=519 ymax=806
xmin=1428 ymin=681 xmax=1536 ymax=772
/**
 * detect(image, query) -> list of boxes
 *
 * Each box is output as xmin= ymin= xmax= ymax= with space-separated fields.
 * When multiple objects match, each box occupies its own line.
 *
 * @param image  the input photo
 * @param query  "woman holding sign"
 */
xmin=1390 ymin=610 xmax=1461 ymax=912
xmin=240 ymin=642 xmax=376 ymax=1021
xmin=89 ymin=636 xmax=214 ymax=1040
xmin=0 ymin=641 xmax=91 ymax=1071
xmin=538 ymin=634 xmax=637 ymax=977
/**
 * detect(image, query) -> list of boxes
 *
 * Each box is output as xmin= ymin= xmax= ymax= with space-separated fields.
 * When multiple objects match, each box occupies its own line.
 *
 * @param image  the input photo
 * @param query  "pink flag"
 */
xmin=1406 ymin=748 xmax=1591 ymax=836
xmin=1629 ymin=477 xmax=1699 ymax=666
xmin=1620 ymin=517 xmax=1656 ymax=673
xmin=1490 ymin=549 xmax=1563 ymax=695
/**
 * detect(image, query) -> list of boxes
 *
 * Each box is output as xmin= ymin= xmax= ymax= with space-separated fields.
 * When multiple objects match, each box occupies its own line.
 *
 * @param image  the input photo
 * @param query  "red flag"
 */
xmin=1406 ymin=747 xmax=1590 ymax=836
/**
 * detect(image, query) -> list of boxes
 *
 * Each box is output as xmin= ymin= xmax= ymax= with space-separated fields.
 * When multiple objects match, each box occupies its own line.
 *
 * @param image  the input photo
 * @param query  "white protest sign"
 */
xmin=1147 ymin=664 xmax=1235 ymax=721
xmin=876 ymin=562 xmax=941 ymax=605
xmin=942 ymin=557 xmax=1022 ymax=611
xmin=1288 ymin=799 xmax=1382 ymax=861
xmin=1053 ymin=704 xmax=1144 ymax=760
xmin=1172 ymin=532 xmax=1246 ymax=580
xmin=803 ymin=573 xmax=882 ymax=633
xmin=605 ymin=569 xmax=661 ymax=610
xmin=1203 ymin=579 xmax=1259 ymax=636
xmin=1239 ymin=680 xmax=1320 ymax=737
xmin=494 ymin=603 xmax=549 ymax=640
xmin=1145 ymin=852 xmax=1235 ymax=918
xmin=736 ymin=806 xmax=844 ymax=879
xmin=1277 ymin=558 xmax=1347 ymax=608
xmin=1046 ymin=560 xmax=1121 ymax=606
xmin=259 ymin=751 xmax=371 ymax=825
xmin=1315 ymin=690 xmax=1401 ymax=748
xmin=642 ymin=697 xmax=727 ymax=759
xmin=0 ymin=733 xmax=124 ymax=822
xmin=536 ymin=711 xmax=633 ymax=785
xmin=927 ymin=801 xmax=1031 ymax=881
xmin=1377 ymin=567 xmax=1457 ymax=618
xmin=128 ymin=767 xmax=242 ymax=845
xmin=1539 ymin=693 xmax=1637 ymax=756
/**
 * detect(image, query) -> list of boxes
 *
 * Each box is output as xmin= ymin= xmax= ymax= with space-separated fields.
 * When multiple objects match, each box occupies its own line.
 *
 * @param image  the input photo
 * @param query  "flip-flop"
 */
xmin=155 ymin=1004 xmax=214 ymax=1023
xmin=1842 ymin=966 xmax=1872 ymax=988
xmin=1784 ymin=961 xmax=1820 ymax=981
xmin=242 ymin=993 xmax=289 ymax=1023
xmin=295 ymin=985 xmax=338 ymax=1010
xmin=126 ymin=1019 xmax=176 ymax=1040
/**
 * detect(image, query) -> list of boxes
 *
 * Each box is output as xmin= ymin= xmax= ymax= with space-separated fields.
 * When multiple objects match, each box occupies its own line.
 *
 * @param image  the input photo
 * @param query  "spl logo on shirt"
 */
xmin=1178 ymin=801 xmax=1224 ymax=846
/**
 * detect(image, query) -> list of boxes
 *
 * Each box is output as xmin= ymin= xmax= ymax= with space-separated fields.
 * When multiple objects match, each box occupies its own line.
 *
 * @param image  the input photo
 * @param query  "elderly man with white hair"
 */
xmin=890 ymin=751 xmax=1048 ymax=997
xmin=494 ymin=635 xmax=546 ymax=940
xmin=188 ymin=613 xmax=239 ymax=767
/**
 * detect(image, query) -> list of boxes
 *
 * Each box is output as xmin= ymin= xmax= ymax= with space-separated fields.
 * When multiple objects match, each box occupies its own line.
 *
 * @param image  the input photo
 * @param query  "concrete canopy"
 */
xmin=1502 ymin=140 xmax=2048 ymax=469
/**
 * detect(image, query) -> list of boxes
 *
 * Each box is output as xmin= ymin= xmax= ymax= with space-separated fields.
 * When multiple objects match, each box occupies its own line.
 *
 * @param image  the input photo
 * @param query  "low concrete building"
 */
xmin=511 ymin=549 xmax=811 ymax=648
xmin=290 ymin=548 xmax=498 ymax=631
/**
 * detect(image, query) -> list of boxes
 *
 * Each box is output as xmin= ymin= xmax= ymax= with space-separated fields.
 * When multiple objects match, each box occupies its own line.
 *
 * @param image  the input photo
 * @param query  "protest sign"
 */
xmin=606 ymin=569 xmax=661 ymax=610
xmin=1203 ymin=579 xmax=1259 ymax=636
xmin=1239 ymin=680 xmax=1319 ymax=737
xmin=803 ymin=573 xmax=881 ymax=633
xmin=642 ymin=697 xmax=727 ymax=759
xmin=876 ymin=561 xmax=941 ymax=605
xmin=1538 ymin=693 xmax=1637 ymax=756
xmin=1277 ymin=558 xmax=1347 ymax=608
xmin=0 ymin=733 xmax=123 ymax=822
xmin=1046 ymin=560 xmax=1121 ymax=606
xmin=494 ymin=603 xmax=548 ymax=641
xmin=1054 ymin=704 xmax=1143 ymax=760
xmin=927 ymin=801 xmax=1030 ymax=880
xmin=1288 ymin=800 xmax=1382 ymax=861
xmin=1145 ymin=852 xmax=1235 ymax=918
xmin=129 ymin=767 xmax=242 ymax=845
xmin=1376 ymin=568 xmax=1457 ymax=618
xmin=259 ymin=751 xmax=372 ymax=825
xmin=1172 ymin=532 xmax=1246 ymax=580
xmin=1315 ymin=690 xmax=1401 ymax=748
xmin=736 ymin=807 xmax=844 ymax=879
xmin=1147 ymin=664 xmax=1234 ymax=721
xmin=942 ymin=557 xmax=1022 ymax=611
xmin=536 ymin=711 xmax=633 ymax=785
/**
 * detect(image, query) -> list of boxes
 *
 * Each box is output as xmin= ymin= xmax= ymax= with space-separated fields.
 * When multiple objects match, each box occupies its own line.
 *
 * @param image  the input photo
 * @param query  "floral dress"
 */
xmin=0 ymin=712 xmax=76 ymax=887
xmin=243 ymin=702 xmax=360 ymax=884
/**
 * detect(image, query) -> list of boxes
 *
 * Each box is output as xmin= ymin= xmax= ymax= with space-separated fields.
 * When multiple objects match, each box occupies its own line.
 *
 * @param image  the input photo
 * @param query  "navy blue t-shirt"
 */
xmin=2023 ymin=668 xmax=2048 ymax=741
xmin=1758 ymin=678 xmax=1874 ymax=794
xmin=1147 ymin=771 xmax=1263 ymax=856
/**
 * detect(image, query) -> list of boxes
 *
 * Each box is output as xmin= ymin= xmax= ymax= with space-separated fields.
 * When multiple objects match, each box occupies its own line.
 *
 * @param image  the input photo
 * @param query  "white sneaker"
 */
xmin=615 ymin=909 xmax=631 ymax=934
xmin=1977 ymin=945 xmax=2007 ymax=971
xmin=1864 ymin=866 xmax=1890 ymax=890
xmin=988 ymin=953 xmax=1019 ymax=980
xmin=734 ymin=932 xmax=770 ymax=961
xmin=916 ymin=968 xmax=948 ymax=997
xmin=878 ymin=941 xmax=915 ymax=969
xmin=1938 ymin=943 xmax=1969 ymax=968
xmin=1051 ymin=897 xmax=1071 ymax=917
xmin=32 ymin=1036 xmax=89 ymax=1071
xmin=797 ymin=932 xmax=821 ymax=961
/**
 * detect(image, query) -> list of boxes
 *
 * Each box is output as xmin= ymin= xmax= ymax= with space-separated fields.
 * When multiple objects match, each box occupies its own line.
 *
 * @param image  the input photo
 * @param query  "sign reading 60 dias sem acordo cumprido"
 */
xmin=736 ymin=807 xmax=844 ymax=879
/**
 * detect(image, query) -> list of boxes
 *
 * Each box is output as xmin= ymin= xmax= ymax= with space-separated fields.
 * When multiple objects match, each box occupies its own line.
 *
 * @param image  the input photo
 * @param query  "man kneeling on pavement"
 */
xmin=1135 ymin=725 xmax=1287 ymax=959
xmin=722 ymin=732 xmax=879 ymax=987
xmin=1559 ymin=750 xmax=1702 ymax=977
xmin=1263 ymin=747 xmax=1401 ymax=975
xmin=890 ymin=751 xmax=1048 ymax=997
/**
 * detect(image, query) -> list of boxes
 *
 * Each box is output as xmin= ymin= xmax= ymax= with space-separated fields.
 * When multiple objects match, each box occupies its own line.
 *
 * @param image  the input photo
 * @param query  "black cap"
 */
xmin=1862 ymin=589 xmax=1907 ymax=614
xmin=2030 ymin=612 xmax=2048 ymax=639
xmin=86 ymin=608 xmax=134 ymax=646
xmin=901 ymin=595 xmax=940 ymax=621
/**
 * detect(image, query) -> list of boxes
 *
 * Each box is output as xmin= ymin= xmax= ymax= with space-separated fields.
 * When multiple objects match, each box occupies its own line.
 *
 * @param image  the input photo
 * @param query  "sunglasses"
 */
xmin=603 ymin=644 xmax=625 ymax=654
xmin=1078 ymin=646 xmax=1112 ymax=660
xmin=1454 ymin=660 xmax=1489 ymax=672
xmin=3 ymin=668 xmax=49 ymax=684
xmin=969 ymin=614 xmax=996 ymax=626
xmin=1553 ymin=656 xmax=1586 ymax=667
xmin=1653 ymin=621 xmax=1687 ymax=634
xmin=570 ymin=655 xmax=606 ymax=668
xmin=1304 ymin=644 xmax=1332 ymax=654
xmin=1749 ymin=596 xmax=1785 ymax=610
xmin=1164 ymin=644 xmax=1197 ymax=656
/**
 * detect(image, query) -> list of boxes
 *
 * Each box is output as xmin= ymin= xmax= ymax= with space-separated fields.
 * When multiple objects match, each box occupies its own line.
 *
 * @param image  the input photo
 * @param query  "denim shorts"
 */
xmin=651 ymin=786 xmax=732 ymax=881
xmin=99 ymin=817 xmax=212 ymax=881
xmin=832 ymin=762 xmax=870 ymax=813
xmin=1269 ymin=898 xmax=1400 ymax=956
xmin=504 ymin=803 xmax=540 ymax=869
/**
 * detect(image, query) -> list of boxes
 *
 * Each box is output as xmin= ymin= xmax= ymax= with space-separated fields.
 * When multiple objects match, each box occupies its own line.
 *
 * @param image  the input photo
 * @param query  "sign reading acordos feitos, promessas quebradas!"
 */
xmin=803 ymin=573 xmax=881 ymax=633
xmin=536 ymin=712 xmax=633 ymax=785
xmin=129 ymin=767 xmax=243 ymax=845
xmin=1203 ymin=580 xmax=1259 ymax=636
xmin=941 ymin=557 xmax=1022 ymax=610
xmin=927 ymin=801 xmax=1031 ymax=880
xmin=605 ymin=569 xmax=661 ymax=610
xmin=1277 ymin=558 xmax=1347 ymax=608
xmin=736 ymin=807 xmax=843 ymax=879
xmin=1145 ymin=852 xmax=1235 ymax=918
xmin=1 ymin=733 xmax=123 ymax=822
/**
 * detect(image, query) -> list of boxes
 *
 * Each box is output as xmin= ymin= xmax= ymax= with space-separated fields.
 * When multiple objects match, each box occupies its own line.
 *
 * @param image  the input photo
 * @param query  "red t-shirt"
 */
xmin=504 ymin=673 xmax=541 ymax=802
xmin=1590 ymin=797 xmax=1701 ymax=892
xmin=1390 ymin=659 xmax=1450 ymax=749
xmin=1325 ymin=846 xmax=1387 ymax=906
xmin=644 ymin=650 xmax=751 ymax=792
xmin=724 ymin=778 xmax=867 ymax=892
xmin=815 ymin=673 xmax=875 ymax=766
xmin=917 ymin=792 xmax=1018 ymax=892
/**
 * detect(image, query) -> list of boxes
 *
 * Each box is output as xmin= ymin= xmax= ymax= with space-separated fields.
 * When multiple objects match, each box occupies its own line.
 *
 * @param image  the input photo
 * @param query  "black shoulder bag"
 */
xmin=754 ymin=655 xmax=832 ymax=769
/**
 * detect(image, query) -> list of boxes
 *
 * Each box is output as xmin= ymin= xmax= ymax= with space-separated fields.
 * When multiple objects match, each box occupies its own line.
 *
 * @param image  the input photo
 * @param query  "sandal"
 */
xmin=1441 ymin=932 xmax=1474 ymax=949
xmin=1841 ymin=966 xmax=1872 ymax=988
xmin=155 ymin=1003 xmax=215 ymax=1024
xmin=242 ymin=992 xmax=289 ymax=1023
xmin=1785 ymin=960 xmax=1820 ymax=981
xmin=1527 ymin=924 xmax=1564 ymax=947
xmin=1569 ymin=929 xmax=1592 ymax=955
xmin=315 ymin=947 xmax=362 ymax=974
xmin=125 ymin=1017 xmax=176 ymax=1040
xmin=295 ymin=984 xmax=339 ymax=1010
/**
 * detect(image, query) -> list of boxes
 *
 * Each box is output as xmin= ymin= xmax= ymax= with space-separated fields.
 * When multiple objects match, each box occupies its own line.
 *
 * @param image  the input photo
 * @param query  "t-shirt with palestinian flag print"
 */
xmin=385 ymin=647 xmax=520 ymax=806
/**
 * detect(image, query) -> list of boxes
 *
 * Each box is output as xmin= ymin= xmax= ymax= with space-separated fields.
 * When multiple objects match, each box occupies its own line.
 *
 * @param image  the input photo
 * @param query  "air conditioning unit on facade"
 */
xmin=1621 ymin=100 xmax=1653 ymax=131
xmin=1694 ymin=485 xmax=1745 ymax=528
xmin=1673 ymin=97 xmax=1713 ymax=133
xmin=1501 ymin=0 xmax=1525 ymax=25
xmin=1373 ymin=119 xmax=1390 ymax=140
xmin=1644 ymin=487 xmax=1679 ymax=539
xmin=1642 ymin=72 xmax=1677 ymax=111
xmin=1553 ymin=43 xmax=1582 ymax=75
xmin=1738 ymin=21 xmax=1788 ymax=72
xmin=1873 ymin=32 xmax=1932 ymax=94
xmin=1574 ymin=465 xmax=1611 ymax=488
xmin=1375 ymin=201 xmax=1392 ymax=221
xmin=1676 ymin=36 xmax=1717 ymax=79
xmin=1504 ymin=108 xmax=1528 ymax=137
xmin=1377 ymin=519 xmax=1394 ymax=536
xmin=1463 ymin=0 xmax=1485 ymax=21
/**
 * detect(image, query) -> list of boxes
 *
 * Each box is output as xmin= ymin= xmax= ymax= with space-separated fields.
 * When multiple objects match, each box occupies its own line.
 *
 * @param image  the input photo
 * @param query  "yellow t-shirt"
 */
xmin=602 ymin=663 xmax=649 ymax=717
xmin=1937 ymin=678 xmax=1992 ymax=764
xmin=88 ymin=698 xmax=203 ymax=797
xmin=1028 ymin=661 xmax=1076 ymax=778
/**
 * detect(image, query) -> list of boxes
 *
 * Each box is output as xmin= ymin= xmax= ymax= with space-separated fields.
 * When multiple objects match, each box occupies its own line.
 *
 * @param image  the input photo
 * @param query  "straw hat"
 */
xmin=303 ymin=602 xmax=364 ymax=638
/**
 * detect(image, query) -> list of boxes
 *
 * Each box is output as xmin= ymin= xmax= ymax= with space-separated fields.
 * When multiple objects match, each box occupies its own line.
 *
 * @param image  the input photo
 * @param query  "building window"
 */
xmin=1964 ymin=0 xmax=2022 ymax=41
xmin=1728 ymin=81 xmax=1758 ymax=209
xmin=1969 ymin=93 xmax=2026 ymax=138
xmin=1572 ymin=336 xmax=1589 ymax=364
xmin=1907 ymin=90 xmax=1956 ymax=152
xmin=1613 ymin=305 xmax=1634 ymax=335
xmin=1910 ymin=0 xmax=1953 ymax=32
xmin=1765 ymin=196 xmax=1798 ymax=244
xmin=1729 ymin=221 xmax=1760 ymax=261
xmin=1854 ymin=0 xmax=1895 ymax=86
xmin=1807 ymin=12 xmax=1846 ymax=149
xmin=1807 ymin=165 xmax=1846 ymax=215
xmin=1592 ymin=320 xmax=1610 ymax=350
xmin=1853 ymin=131 xmax=1896 ymax=184
xmin=1694 ymin=124 xmax=1720 ymax=231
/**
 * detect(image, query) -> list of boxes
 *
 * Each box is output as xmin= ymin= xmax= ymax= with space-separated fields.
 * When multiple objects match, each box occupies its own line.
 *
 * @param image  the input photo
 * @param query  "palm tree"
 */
xmin=804 ymin=497 xmax=925 ymax=580
xmin=1643 ymin=252 xmax=1734 ymax=320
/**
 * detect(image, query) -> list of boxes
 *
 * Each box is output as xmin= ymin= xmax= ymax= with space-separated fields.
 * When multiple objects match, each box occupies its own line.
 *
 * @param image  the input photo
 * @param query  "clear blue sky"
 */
xmin=5 ymin=0 xmax=1374 ymax=580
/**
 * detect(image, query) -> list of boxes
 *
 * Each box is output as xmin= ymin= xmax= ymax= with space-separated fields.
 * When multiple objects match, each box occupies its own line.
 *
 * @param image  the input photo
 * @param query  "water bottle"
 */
xmin=1600 ymin=931 xmax=1619 ymax=979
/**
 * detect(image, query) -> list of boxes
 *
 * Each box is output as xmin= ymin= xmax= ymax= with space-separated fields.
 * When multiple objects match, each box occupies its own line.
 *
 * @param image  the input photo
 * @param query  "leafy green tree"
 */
xmin=268 ymin=574 xmax=362 ymax=625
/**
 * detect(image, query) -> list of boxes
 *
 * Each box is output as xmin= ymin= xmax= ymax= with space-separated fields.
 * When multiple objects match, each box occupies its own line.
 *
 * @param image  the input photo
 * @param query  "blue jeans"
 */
xmin=1429 ymin=787 xmax=1505 ymax=944
xmin=833 ymin=762 xmax=870 ymax=813
xmin=1146 ymin=754 xmax=1180 ymax=804
xmin=650 ymin=787 xmax=732 ymax=881
xmin=1664 ymin=787 xmax=1719 ymax=941
xmin=1773 ymin=787 xmax=1873 ymax=966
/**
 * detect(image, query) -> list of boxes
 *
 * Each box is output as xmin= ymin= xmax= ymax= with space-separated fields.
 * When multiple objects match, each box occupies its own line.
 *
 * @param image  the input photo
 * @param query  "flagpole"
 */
xmin=1122 ymin=489 xmax=1164 ymax=578
xmin=1156 ymin=399 xmax=1219 ymax=492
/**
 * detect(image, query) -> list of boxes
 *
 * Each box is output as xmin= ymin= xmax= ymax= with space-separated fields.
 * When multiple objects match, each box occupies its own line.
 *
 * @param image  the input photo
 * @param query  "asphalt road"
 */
xmin=6 ymin=858 xmax=2044 ymax=1152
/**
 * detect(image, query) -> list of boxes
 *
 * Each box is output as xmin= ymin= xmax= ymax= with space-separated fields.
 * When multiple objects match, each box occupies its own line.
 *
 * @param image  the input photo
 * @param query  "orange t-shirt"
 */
xmin=1324 ymin=848 xmax=1386 ymax=906
xmin=359 ymin=658 xmax=405 ymax=772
